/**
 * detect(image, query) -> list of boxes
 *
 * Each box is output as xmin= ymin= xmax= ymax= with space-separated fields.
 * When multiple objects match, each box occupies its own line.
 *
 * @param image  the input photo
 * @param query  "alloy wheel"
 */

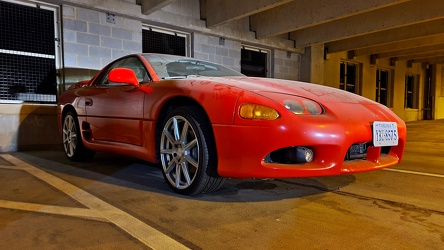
xmin=160 ymin=115 xmax=200 ymax=190
xmin=63 ymin=114 xmax=77 ymax=157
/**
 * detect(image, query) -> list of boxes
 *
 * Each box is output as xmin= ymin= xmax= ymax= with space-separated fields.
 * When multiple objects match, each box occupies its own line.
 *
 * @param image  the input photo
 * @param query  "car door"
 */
xmin=84 ymin=56 xmax=150 ymax=146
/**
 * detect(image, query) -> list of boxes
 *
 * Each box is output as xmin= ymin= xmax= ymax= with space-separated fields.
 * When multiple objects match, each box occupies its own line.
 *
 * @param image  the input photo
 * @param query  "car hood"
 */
xmin=213 ymin=76 xmax=376 ymax=105
xmin=214 ymin=76 xmax=402 ymax=123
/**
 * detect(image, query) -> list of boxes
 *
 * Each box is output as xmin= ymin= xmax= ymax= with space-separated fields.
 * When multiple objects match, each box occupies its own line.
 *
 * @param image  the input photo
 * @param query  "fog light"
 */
xmin=297 ymin=147 xmax=314 ymax=163
xmin=266 ymin=146 xmax=314 ymax=164
xmin=286 ymin=146 xmax=314 ymax=163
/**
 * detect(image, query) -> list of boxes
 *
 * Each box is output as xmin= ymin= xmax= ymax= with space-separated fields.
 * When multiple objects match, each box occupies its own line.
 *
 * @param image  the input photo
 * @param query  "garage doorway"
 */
xmin=0 ymin=0 xmax=59 ymax=103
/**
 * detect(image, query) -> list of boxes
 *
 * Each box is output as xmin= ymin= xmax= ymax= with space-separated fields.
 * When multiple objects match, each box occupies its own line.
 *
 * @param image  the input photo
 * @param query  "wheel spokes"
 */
xmin=184 ymin=138 xmax=197 ymax=151
xmin=163 ymin=130 xmax=175 ymax=145
xmin=173 ymin=117 xmax=180 ymax=141
xmin=165 ymin=159 xmax=176 ymax=178
xmin=175 ymin=162 xmax=181 ymax=187
xmin=179 ymin=122 xmax=189 ymax=143
xmin=181 ymin=162 xmax=191 ymax=185
xmin=184 ymin=155 xmax=198 ymax=168
xmin=160 ymin=148 xmax=175 ymax=155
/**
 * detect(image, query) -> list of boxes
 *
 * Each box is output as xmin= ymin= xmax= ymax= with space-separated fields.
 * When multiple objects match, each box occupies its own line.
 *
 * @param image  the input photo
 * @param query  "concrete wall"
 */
xmin=0 ymin=104 xmax=61 ymax=152
xmin=160 ymin=0 xmax=200 ymax=19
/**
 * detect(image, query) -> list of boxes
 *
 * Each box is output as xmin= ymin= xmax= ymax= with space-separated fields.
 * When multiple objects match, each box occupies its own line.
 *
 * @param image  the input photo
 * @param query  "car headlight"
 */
xmin=284 ymin=98 xmax=323 ymax=115
xmin=239 ymin=103 xmax=280 ymax=120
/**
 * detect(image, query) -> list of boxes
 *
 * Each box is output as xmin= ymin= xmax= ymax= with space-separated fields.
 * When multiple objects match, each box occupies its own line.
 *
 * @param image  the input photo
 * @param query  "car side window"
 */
xmin=94 ymin=59 xmax=125 ymax=86
xmin=119 ymin=57 xmax=150 ymax=83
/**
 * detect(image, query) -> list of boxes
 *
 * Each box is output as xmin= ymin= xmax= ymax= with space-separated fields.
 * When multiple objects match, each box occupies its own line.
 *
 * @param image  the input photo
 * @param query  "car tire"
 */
xmin=62 ymin=112 xmax=95 ymax=161
xmin=159 ymin=106 xmax=225 ymax=195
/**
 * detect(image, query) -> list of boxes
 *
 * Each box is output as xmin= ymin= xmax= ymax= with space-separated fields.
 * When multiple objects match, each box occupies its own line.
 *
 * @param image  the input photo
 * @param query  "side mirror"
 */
xmin=108 ymin=68 xmax=139 ymax=87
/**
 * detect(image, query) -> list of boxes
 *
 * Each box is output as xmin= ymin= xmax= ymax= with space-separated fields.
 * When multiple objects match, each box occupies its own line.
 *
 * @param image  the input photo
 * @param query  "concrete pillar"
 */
xmin=300 ymin=47 xmax=311 ymax=83
xmin=300 ymin=43 xmax=325 ymax=84
xmin=433 ymin=64 xmax=444 ymax=119
xmin=310 ymin=43 xmax=325 ymax=85
xmin=392 ymin=61 xmax=406 ymax=113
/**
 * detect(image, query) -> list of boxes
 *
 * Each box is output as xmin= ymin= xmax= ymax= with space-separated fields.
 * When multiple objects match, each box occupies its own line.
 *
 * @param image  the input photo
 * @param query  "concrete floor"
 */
xmin=0 ymin=120 xmax=443 ymax=249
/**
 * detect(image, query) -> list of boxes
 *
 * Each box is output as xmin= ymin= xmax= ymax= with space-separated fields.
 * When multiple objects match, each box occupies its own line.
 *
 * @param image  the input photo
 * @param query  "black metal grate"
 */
xmin=0 ymin=1 xmax=56 ymax=103
xmin=142 ymin=29 xmax=186 ymax=56
xmin=0 ymin=53 xmax=56 ymax=101
xmin=0 ymin=1 xmax=55 ymax=55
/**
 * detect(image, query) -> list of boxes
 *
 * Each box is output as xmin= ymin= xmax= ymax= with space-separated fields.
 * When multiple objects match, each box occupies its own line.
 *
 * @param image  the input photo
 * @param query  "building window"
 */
xmin=241 ymin=46 xmax=269 ymax=77
xmin=339 ymin=61 xmax=359 ymax=93
xmin=376 ymin=69 xmax=390 ymax=106
xmin=142 ymin=26 xmax=189 ymax=56
xmin=405 ymin=74 xmax=418 ymax=109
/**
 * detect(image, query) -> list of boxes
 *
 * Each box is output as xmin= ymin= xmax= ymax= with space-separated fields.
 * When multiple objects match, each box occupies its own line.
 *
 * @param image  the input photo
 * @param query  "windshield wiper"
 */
xmin=163 ymin=76 xmax=187 ymax=79
xmin=163 ymin=75 xmax=202 ymax=79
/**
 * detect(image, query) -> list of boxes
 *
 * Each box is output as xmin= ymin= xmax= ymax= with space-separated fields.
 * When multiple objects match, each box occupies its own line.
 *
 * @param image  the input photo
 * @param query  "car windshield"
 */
xmin=143 ymin=54 xmax=244 ymax=79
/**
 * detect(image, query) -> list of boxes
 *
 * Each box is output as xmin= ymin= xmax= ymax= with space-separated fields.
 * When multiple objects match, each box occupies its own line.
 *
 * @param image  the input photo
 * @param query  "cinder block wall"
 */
xmin=60 ymin=3 xmax=301 ymax=85
xmin=62 ymin=4 xmax=142 ymax=88
xmin=193 ymin=33 xmax=242 ymax=73
xmin=274 ymin=50 xmax=300 ymax=81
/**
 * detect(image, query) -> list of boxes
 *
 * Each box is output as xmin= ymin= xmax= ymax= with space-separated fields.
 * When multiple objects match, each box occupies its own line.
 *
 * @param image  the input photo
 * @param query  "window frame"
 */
xmin=404 ymin=74 xmax=418 ymax=109
xmin=339 ymin=61 xmax=360 ymax=94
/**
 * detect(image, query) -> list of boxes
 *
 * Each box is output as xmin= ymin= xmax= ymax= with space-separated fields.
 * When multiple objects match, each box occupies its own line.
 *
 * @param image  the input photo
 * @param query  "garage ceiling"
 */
xmin=137 ymin=0 xmax=444 ymax=64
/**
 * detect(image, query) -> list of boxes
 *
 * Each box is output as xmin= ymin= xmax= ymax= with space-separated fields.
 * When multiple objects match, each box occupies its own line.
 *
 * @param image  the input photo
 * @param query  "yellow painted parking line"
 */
xmin=0 ymin=165 xmax=21 ymax=170
xmin=1 ymin=154 xmax=190 ymax=250
xmin=383 ymin=168 xmax=444 ymax=178
xmin=0 ymin=200 xmax=106 ymax=222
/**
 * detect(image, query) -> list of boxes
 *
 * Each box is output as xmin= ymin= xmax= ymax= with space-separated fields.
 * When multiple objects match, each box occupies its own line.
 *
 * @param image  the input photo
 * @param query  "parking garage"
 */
xmin=2 ymin=0 xmax=444 ymax=150
xmin=0 ymin=0 xmax=444 ymax=248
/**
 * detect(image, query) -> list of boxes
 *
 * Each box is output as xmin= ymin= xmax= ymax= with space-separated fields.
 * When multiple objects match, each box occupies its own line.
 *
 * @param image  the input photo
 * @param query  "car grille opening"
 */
xmin=345 ymin=142 xmax=391 ymax=161
xmin=381 ymin=146 xmax=391 ymax=155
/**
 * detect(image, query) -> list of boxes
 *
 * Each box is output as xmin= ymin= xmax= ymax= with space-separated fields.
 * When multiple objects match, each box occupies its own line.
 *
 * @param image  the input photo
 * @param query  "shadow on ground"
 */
xmin=8 ymin=150 xmax=357 ymax=203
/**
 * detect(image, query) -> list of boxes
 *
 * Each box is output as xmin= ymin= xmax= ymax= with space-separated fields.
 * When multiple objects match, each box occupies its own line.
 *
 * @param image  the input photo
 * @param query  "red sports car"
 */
xmin=58 ymin=53 xmax=406 ymax=195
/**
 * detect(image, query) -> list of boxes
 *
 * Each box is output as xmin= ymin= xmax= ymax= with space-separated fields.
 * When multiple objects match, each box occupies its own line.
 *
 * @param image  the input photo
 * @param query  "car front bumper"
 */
xmin=212 ymin=104 xmax=406 ymax=179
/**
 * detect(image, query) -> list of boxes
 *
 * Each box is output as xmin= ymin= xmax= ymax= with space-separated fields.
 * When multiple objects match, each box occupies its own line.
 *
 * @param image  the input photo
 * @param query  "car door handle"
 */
xmin=85 ymin=98 xmax=93 ymax=106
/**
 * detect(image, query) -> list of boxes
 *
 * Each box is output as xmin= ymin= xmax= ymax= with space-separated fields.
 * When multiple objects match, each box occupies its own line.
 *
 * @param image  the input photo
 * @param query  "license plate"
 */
xmin=373 ymin=122 xmax=398 ymax=147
